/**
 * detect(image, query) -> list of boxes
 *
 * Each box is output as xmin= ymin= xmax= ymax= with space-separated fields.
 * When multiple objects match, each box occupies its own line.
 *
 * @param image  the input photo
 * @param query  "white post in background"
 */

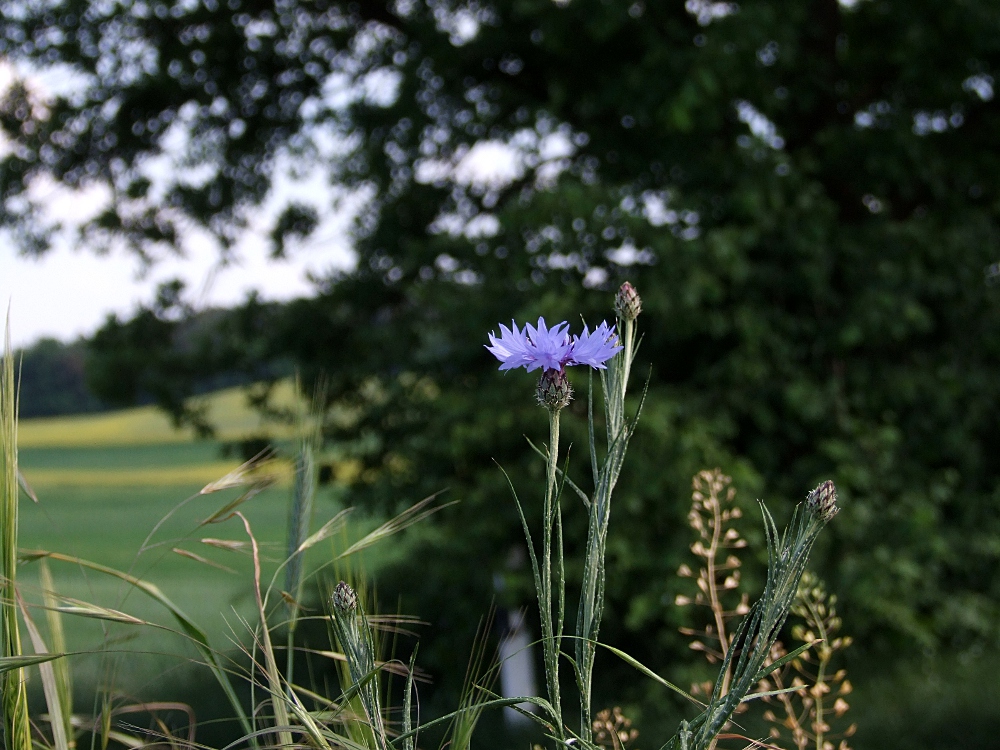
xmin=498 ymin=608 xmax=538 ymax=729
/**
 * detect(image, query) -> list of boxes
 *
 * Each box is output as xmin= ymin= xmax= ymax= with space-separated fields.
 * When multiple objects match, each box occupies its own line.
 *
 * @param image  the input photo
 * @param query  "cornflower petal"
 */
xmin=524 ymin=317 xmax=573 ymax=372
xmin=486 ymin=321 xmax=534 ymax=370
xmin=569 ymin=321 xmax=622 ymax=369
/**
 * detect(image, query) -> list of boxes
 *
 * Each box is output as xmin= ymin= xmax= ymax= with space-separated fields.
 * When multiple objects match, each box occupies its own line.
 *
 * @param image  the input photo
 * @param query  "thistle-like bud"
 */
xmin=536 ymin=368 xmax=573 ymax=411
xmin=333 ymin=580 xmax=358 ymax=612
xmin=614 ymin=281 xmax=642 ymax=321
xmin=806 ymin=480 xmax=839 ymax=523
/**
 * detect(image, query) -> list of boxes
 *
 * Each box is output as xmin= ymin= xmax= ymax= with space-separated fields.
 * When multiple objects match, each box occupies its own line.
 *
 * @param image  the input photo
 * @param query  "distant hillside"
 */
xmin=19 ymin=379 xmax=301 ymax=448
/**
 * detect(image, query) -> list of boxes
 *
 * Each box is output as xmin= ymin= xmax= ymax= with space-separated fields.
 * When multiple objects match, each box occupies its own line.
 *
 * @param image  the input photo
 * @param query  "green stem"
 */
xmin=805 ymin=598 xmax=831 ymax=750
xmin=1 ymin=325 xmax=30 ymax=750
xmin=576 ymin=317 xmax=637 ymax=745
xmin=540 ymin=407 xmax=564 ymax=740
xmin=620 ymin=317 xmax=634 ymax=413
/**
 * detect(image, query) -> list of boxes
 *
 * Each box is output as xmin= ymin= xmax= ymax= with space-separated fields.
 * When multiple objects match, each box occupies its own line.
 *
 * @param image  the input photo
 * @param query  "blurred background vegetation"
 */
xmin=2 ymin=0 xmax=999 ymax=746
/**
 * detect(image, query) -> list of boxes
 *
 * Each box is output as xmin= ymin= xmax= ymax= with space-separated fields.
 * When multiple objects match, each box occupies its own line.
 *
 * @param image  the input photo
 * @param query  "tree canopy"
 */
xmin=3 ymin=0 xmax=1000 ymax=726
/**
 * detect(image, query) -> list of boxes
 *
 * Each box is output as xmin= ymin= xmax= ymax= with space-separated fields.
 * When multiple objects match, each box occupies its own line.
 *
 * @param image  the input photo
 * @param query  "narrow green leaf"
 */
xmin=17 ymin=596 xmax=69 ymax=750
xmin=526 ymin=437 xmax=590 ymax=507
xmin=497 ymin=463 xmax=544 ymax=604
xmin=599 ymin=642 xmax=702 ymax=706
xmin=20 ymin=550 xmax=255 ymax=742
xmin=752 ymin=640 xmax=818 ymax=683
xmin=39 ymin=560 xmax=73 ymax=746
xmin=0 ymin=653 xmax=64 ymax=673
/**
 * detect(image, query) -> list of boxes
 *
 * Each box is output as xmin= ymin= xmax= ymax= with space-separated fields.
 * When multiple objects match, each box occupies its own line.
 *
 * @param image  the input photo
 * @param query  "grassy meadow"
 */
xmin=14 ymin=382 xmax=346 ymax=694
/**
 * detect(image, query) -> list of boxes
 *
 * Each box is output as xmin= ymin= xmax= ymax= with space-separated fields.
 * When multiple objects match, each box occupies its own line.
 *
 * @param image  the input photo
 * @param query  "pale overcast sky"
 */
xmin=0 ymin=60 xmax=362 ymax=350
xmin=1 ymin=236 xmax=355 ymax=350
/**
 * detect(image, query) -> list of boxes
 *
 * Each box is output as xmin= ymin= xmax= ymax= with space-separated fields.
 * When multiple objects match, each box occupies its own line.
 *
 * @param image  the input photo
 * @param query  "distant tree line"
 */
xmin=15 ymin=337 xmax=108 ymax=418
xmin=16 ymin=293 xmax=279 ymax=423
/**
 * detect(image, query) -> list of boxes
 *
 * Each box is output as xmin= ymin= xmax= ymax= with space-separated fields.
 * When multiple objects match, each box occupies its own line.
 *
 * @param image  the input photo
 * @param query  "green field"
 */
xmin=15 ymin=384 xmax=354 ymax=694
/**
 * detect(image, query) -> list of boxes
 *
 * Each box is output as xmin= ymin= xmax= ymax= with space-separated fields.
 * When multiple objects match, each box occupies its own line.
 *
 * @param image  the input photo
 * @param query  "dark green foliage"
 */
xmin=3 ymin=0 xmax=1000 ymax=733
xmin=15 ymin=338 xmax=107 ymax=418
xmin=85 ymin=284 xmax=289 ymax=433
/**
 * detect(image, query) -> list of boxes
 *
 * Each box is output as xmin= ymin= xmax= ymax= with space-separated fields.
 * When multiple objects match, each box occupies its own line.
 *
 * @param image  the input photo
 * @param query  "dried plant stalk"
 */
xmin=592 ymin=706 xmax=639 ymax=750
xmin=759 ymin=572 xmax=856 ymax=750
xmin=675 ymin=469 xmax=750 ymax=698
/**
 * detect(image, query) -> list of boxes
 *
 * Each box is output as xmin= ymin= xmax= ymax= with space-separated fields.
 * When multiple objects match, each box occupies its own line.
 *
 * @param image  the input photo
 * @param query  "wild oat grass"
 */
xmin=2 ymin=317 xmax=32 ymax=750
xmin=22 ymin=461 xmax=280 ymax=487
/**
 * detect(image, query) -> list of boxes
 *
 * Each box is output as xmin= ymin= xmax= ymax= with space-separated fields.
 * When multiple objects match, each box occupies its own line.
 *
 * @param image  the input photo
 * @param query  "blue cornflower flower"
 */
xmin=569 ymin=321 xmax=621 ymax=369
xmin=486 ymin=317 xmax=622 ymax=372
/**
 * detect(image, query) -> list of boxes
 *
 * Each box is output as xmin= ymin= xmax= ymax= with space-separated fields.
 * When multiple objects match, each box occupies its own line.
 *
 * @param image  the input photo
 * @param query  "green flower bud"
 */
xmin=536 ymin=369 xmax=573 ymax=411
xmin=333 ymin=580 xmax=358 ymax=612
xmin=806 ymin=480 xmax=839 ymax=523
xmin=614 ymin=281 xmax=642 ymax=321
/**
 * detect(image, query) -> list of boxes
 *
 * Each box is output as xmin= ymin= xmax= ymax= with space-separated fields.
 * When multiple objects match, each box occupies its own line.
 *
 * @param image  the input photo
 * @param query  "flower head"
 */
xmin=486 ymin=317 xmax=622 ymax=373
xmin=570 ymin=321 xmax=621 ymax=369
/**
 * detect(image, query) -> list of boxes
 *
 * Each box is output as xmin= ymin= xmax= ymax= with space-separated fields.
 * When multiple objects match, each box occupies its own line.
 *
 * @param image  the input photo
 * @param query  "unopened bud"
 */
xmin=333 ymin=580 xmax=358 ymax=612
xmin=536 ymin=369 xmax=573 ymax=411
xmin=806 ymin=480 xmax=839 ymax=523
xmin=614 ymin=281 xmax=642 ymax=321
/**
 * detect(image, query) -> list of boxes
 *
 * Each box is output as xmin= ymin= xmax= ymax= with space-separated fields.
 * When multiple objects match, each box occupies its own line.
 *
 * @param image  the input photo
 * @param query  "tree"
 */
xmin=4 ymin=0 xmax=1000 ymax=731
xmin=15 ymin=337 xmax=107 ymax=417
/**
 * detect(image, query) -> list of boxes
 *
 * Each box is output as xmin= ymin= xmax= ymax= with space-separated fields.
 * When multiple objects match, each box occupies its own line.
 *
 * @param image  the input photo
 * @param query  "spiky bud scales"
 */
xmin=333 ymin=580 xmax=358 ymax=612
xmin=806 ymin=480 xmax=839 ymax=523
xmin=536 ymin=369 xmax=573 ymax=411
xmin=615 ymin=281 xmax=642 ymax=321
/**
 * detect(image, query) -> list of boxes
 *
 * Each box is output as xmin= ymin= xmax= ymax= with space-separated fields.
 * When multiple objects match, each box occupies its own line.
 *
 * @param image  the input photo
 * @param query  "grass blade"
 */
xmin=1 ymin=312 xmax=31 ymax=750
xmin=20 ymin=549 xmax=255 ymax=742
xmin=17 ymin=594 xmax=69 ymax=750
xmin=39 ymin=559 xmax=73 ymax=746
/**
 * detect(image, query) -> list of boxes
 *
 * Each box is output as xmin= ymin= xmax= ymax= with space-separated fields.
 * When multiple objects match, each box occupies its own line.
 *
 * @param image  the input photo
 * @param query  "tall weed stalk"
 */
xmin=575 ymin=295 xmax=641 ymax=743
xmin=496 ymin=285 xmax=840 ymax=750
xmin=1 ymin=317 xmax=31 ymax=750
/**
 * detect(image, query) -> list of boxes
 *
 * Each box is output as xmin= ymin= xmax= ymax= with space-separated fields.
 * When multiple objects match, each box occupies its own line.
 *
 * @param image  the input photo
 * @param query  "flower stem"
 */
xmin=540 ymin=406 xmax=564 ymax=739
xmin=620 ymin=317 xmax=634 ymax=411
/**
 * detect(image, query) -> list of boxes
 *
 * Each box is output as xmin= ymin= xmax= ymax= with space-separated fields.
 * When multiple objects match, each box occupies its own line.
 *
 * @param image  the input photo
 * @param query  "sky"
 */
xmin=0 ymin=59 xmax=360 ymax=350
xmin=1 ymin=235 xmax=355 ymax=350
